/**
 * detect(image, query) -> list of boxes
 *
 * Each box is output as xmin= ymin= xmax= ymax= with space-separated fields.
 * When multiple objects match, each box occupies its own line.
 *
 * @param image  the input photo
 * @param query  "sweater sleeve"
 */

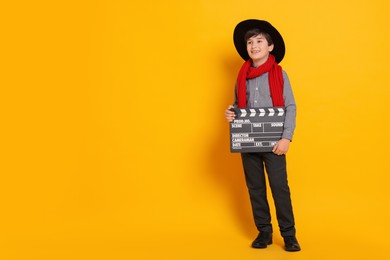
xmin=281 ymin=70 xmax=296 ymax=141
xmin=233 ymin=83 xmax=238 ymax=107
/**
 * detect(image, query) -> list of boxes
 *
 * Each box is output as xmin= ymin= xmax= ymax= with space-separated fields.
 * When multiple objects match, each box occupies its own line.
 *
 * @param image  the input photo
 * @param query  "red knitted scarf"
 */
xmin=236 ymin=54 xmax=284 ymax=108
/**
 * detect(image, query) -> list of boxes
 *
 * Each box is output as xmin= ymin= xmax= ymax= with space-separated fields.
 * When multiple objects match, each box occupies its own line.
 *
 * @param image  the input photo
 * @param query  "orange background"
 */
xmin=1 ymin=0 xmax=389 ymax=259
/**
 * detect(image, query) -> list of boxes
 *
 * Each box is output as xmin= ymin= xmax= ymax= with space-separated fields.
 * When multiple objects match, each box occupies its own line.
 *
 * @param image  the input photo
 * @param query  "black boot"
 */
xmin=252 ymin=232 xmax=272 ymax=248
xmin=283 ymin=236 xmax=301 ymax=252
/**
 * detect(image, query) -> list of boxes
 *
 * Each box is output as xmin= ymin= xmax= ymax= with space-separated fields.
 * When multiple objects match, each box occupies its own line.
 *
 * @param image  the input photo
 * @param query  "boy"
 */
xmin=224 ymin=19 xmax=301 ymax=252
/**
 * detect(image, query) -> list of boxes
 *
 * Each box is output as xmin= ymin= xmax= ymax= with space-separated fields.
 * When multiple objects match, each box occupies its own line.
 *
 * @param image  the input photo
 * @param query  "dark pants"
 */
xmin=241 ymin=152 xmax=296 ymax=237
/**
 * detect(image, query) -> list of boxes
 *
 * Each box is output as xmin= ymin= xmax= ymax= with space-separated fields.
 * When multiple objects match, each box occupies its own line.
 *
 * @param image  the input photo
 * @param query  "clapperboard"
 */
xmin=230 ymin=107 xmax=285 ymax=153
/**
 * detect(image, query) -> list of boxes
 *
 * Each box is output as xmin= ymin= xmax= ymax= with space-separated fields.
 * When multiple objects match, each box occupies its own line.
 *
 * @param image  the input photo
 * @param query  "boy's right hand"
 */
xmin=225 ymin=105 xmax=236 ymax=122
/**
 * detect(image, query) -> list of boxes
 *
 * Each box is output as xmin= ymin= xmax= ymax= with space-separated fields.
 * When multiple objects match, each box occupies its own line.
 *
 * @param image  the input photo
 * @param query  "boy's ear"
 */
xmin=268 ymin=44 xmax=274 ymax=52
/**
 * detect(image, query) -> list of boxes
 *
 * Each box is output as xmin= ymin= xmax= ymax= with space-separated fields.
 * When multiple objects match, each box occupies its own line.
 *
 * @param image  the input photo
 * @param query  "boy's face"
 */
xmin=246 ymin=34 xmax=274 ymax=66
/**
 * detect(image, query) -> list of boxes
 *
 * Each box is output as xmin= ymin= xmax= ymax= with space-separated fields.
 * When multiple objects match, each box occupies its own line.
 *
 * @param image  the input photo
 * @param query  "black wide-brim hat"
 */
xmin=233 ymin=19 xmax=285 ymax=63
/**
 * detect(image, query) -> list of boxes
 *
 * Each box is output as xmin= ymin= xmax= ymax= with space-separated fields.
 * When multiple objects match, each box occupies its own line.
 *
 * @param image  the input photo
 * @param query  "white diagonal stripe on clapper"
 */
xmin=259 ymin=109 xmax=265 ymax=117
xmin=277 ymin=108 xmax=284 ymax=116
xmin=268 ymin=108 xmax=275 ymax=116
xmin=249 ymin=109 xmax=256 ymax=117
xmin=240 ymin=109 xmax=247 ymax=117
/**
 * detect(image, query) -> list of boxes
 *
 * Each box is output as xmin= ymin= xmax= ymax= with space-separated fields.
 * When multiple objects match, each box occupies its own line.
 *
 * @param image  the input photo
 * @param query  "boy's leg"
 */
xmin=241 ymin=152 xmax=272 ymax=233
xmin=263 ymin=152 xmax=296 ymax=237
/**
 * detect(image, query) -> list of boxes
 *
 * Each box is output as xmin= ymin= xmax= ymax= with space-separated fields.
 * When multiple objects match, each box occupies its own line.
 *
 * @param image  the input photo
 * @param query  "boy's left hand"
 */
xmin=272 ymin=138 xmax=290 ymax=155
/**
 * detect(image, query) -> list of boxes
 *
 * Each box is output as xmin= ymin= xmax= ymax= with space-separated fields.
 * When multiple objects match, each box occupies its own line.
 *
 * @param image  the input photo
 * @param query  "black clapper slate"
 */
xmin=230 ymin=107 xmax=285 ymax=153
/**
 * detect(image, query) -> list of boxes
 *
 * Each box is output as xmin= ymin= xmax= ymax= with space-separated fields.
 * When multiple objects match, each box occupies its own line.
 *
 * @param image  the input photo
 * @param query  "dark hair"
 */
xmin=244 ymin=29 xmax=273 ymax=46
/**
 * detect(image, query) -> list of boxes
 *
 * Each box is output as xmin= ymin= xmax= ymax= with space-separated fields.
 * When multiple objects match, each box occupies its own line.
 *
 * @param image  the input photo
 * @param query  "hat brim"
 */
xmin=233 ymin=19 xmax=285 ymax=63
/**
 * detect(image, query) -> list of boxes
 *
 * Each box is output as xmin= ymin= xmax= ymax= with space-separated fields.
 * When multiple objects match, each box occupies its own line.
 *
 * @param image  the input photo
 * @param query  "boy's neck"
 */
xmin=252 ymin=54 xmax=270 ymax=68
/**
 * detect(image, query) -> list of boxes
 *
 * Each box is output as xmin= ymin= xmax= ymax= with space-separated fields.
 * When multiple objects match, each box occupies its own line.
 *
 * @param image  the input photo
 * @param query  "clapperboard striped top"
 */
xmin=229 ymin=107 xmax=285 ymax=153
xmin=234 ymin=107 xmax=285 ymax=117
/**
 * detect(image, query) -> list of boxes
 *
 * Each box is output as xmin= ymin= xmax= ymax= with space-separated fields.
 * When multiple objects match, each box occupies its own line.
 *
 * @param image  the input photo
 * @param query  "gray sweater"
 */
xmin=234 ymin=70 xmax=296 ymax=140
